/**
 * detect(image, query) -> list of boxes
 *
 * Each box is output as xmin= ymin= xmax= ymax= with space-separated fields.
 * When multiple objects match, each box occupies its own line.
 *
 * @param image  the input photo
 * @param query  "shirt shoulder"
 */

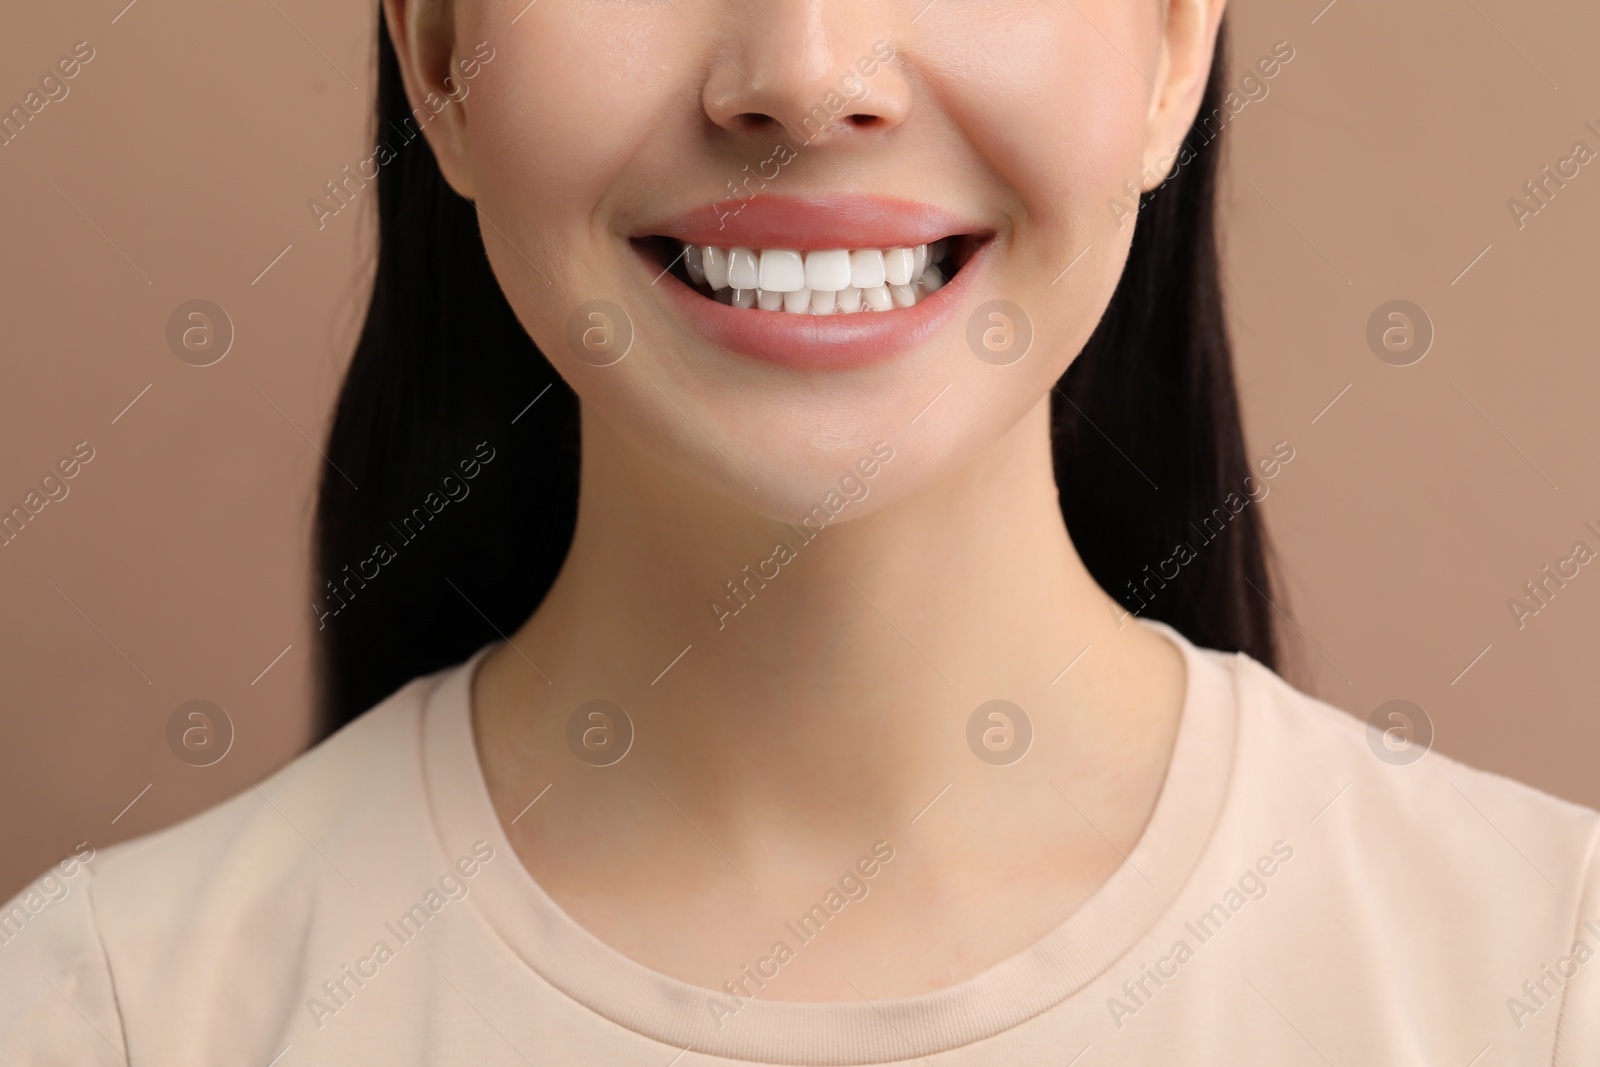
xmin=0 ymin=667 xmax=450 ymax=1062
xmin=1226 ymin=650 xmax=1600 ymax=859
xmin=90 ymin=668 xmax=439 ymax=922
xmin=0 ymin=851 xmax=125 ymax=1064
xmin=1221 ymin=651 xmax=1600 ymax=1055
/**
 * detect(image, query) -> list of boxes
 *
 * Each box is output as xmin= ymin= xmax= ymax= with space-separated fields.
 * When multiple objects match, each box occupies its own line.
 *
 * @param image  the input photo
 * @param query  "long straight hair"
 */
xmin=313 ymin=18 xmax=1276 ymax=736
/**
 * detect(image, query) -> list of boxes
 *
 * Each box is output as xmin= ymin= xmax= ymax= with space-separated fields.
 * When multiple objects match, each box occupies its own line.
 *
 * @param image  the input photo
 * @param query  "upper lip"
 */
xmin=641 ymin=195 xmax=981 ymax=250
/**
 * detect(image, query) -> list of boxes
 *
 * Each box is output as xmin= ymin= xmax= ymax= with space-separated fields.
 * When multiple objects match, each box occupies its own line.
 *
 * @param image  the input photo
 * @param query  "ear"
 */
xmin=1141 ymin=0 xmax=1227 ymax=190
xmin=382 ymin=0 xmax=476 ymax=199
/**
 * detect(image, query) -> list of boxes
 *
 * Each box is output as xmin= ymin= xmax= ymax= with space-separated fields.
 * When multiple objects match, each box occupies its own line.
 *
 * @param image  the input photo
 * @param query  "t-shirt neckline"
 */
xmin=420 ymin=617 xmax=1240 ymax=1065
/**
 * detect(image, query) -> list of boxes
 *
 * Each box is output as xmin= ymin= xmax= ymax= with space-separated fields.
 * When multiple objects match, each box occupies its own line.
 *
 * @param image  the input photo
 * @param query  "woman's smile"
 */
xmin=631 ymin=194 xmax=994 ymax=369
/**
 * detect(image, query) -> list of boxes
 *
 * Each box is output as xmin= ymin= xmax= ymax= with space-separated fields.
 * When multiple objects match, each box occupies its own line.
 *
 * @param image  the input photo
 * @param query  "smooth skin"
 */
xmin=384 ymin=0 xmax=1224 ymax=1000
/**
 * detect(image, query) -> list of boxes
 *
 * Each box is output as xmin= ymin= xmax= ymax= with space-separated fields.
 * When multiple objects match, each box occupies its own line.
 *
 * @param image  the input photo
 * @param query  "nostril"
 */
xmin=731 ymin=114 xmax=780 ymax=134
xmin=722 ymin=111 xmax=885 ymax=140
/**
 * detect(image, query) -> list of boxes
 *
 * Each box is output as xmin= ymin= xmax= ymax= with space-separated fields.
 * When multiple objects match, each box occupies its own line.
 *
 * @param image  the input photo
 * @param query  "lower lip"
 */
xmin=644 ymin=242 xmax=987 ymax=371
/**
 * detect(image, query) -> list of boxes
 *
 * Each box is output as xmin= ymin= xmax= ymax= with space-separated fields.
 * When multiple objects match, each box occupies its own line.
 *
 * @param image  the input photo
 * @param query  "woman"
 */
xmin=4 ymin=0 xmax=1596 ymax=1061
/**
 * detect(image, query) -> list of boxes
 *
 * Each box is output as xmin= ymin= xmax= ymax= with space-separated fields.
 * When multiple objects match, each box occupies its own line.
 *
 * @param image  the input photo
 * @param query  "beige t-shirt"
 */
xmin=4 ymin=620 xmax=1598 ymax=1064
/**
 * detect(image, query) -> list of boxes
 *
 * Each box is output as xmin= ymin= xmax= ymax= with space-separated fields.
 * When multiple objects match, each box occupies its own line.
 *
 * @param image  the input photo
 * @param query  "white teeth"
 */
xmin=805 ymin=249 xmax=852 ymax=291
xmin=703 ymin=246 xmax=728 ymax=289
xmin=680 ymin=240 xmax=954 ymax=314
xmin=727 ymin=247 xmax=760 ymax=290
xmin=862 ymin=285 xmax=893 ymax=312
xmin=883 ymin=248 xmax=915 ymax=287
xmin=849 ymin=249 xmax=886 ymax=290
xmin=758 ymin=249 xmax=806 ymax=292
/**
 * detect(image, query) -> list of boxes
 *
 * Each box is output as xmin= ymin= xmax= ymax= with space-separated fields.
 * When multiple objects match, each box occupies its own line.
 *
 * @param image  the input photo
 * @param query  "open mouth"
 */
xmin=630 ymin=196 xmax=991 ymax=368
xmin=635 ymin=235 xmax=985 ymax=315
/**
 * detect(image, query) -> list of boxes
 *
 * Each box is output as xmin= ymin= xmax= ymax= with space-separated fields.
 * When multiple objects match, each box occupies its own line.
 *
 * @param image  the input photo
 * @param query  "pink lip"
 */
xmin=645 ymin=195 xmax=979 ymax=251
xmin=644 ymin=237 xmax=988 ymax=371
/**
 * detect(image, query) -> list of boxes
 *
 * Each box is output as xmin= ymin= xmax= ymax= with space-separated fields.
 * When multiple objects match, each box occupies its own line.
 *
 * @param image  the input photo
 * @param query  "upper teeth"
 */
xmin=682 ymin=241 xmax=950 ymax=313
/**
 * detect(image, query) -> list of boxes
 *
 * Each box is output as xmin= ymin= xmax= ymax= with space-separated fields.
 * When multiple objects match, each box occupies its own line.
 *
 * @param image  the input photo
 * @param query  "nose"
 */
xmin=702 ymin=0 xmax=910 ymax=147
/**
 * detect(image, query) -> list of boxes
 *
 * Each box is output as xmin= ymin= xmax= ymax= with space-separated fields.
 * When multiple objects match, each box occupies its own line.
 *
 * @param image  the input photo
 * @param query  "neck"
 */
xmin=484 ymin=393 xmax=1177 ymax=846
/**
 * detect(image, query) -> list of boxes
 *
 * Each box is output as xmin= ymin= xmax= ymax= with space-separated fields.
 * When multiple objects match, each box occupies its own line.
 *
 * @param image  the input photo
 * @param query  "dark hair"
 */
xmin=313 ymin=17 xmax=1276 ymax=736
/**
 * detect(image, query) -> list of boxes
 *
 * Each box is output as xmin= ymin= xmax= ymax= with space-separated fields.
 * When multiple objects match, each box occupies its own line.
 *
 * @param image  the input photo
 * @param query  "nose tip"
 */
xmin=702 ymin=8 xmax=907 ymax=148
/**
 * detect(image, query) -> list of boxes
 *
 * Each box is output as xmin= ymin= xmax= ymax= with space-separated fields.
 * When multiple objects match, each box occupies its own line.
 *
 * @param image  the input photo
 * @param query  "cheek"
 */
xmin=457 ymin=7 xmax=690 ymax=306
xmin=924 ymin=12 xmax=1156 ymax=339
xmin=463 ymin=7 xmax=671 ymax=177
xmin=924 ymin=5 xmax=1155 ymax=387
xmin=926 ymin=3 xmax=1155 ymax=237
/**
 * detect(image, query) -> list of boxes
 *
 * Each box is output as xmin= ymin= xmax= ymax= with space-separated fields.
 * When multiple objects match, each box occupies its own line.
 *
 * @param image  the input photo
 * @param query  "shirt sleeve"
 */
xmin=1554 ymin=823 xmax=1600 ymax=1065
xmin=0 ymin=864 xmax=128 ymax=1065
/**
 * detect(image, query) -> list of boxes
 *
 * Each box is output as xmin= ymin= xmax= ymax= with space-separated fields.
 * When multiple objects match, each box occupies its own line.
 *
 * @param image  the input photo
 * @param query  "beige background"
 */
xmin=2 ymin=0 xmax=1596 ymax=900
